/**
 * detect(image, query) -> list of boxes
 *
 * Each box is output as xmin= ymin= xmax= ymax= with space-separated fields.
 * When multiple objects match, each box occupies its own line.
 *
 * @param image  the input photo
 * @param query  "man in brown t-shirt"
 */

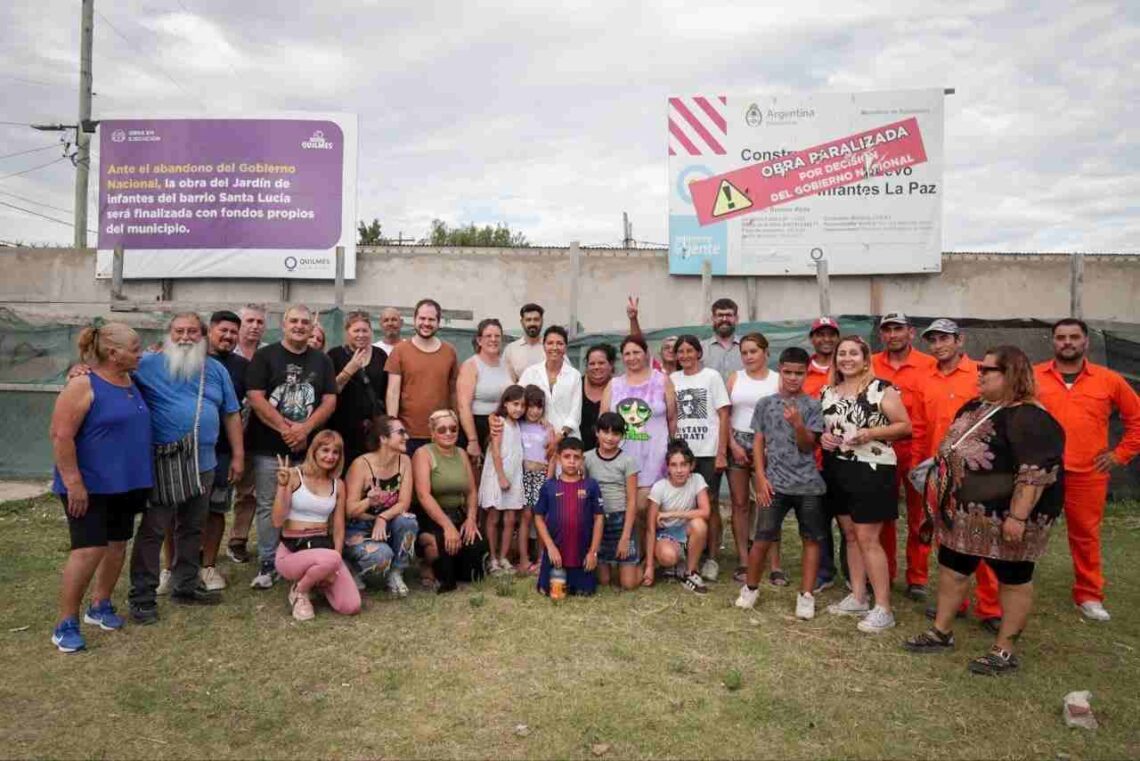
xmin=385 ymin=298 xmax=459 ymax=453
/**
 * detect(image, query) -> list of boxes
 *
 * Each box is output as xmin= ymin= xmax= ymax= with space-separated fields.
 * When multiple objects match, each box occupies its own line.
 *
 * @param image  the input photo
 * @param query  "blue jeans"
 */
xmin=343 ymin=513 xmax=419 ymax=577
xmin=253 ymin=454 xmax=293 ymax=566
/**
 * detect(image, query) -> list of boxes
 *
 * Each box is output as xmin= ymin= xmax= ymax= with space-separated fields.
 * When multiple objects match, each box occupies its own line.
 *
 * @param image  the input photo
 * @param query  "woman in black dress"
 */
xmin=328 ymin=310 xmax=388 ymax=465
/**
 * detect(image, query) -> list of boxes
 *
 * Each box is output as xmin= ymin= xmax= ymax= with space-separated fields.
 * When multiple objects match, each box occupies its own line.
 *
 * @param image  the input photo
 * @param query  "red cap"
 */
xmin=810 ymin=317 xmax=839 ymax=334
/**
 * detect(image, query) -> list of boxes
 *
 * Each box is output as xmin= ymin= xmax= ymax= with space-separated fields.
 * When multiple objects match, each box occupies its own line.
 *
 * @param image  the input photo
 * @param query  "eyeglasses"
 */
xmin=434 ymin=425 xmax=459 ymax=434
xmin=390 ymin=429 xmax=409 ymax=437
xmin=977 ymin=365 xmax=1003 ymax=375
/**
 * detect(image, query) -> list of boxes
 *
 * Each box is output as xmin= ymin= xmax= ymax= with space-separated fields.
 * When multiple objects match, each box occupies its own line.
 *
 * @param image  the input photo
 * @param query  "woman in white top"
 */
xmin=670 ymin=334 xmax=731 ymax=581
xmin=517 ymin=325 xmax=582 ymax=439
xmin=725 ymin=332 xmax=782 ymax=583
xmin=457 ymin=318 xmax=512 ymax=463
xmin=272 ymin=430 xmax=360 ymax=621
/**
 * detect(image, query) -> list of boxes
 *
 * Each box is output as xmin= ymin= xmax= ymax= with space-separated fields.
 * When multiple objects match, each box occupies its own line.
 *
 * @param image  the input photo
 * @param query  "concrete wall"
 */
xmin=1 ymin=246 xmax=1138 ymax=331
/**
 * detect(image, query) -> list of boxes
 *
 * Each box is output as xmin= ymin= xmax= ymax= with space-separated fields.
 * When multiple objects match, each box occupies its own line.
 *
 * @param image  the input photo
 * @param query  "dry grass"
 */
xmin=0 ymin=494 xmax=1137 ymax=760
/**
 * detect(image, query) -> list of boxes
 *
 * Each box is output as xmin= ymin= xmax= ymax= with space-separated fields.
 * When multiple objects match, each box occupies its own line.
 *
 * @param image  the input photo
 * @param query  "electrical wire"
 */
xmin=0 ymin=143 xmax=62 ymax=162
xmin=0 ymin=200 xmax=95 ymax=233
xmin=0 ymin=188 xmax=73 ymax=215
xmin=0 ymin=156 xmax=69 ymax=182
xmin=95 ymin=10 xmax=209 ymax=109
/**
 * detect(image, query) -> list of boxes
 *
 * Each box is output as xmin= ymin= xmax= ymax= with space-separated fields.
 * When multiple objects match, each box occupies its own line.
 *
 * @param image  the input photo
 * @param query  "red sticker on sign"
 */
xmin=689 ymin=117 xmax=928 ymax=226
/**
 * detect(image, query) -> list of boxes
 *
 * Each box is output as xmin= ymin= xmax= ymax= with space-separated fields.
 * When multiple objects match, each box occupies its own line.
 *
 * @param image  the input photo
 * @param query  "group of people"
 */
xmin=47 ymin=296 xmax=1140 ymax=676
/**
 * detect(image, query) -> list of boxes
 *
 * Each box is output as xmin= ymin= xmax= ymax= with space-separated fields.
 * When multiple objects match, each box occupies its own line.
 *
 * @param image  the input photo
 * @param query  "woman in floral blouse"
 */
xmin=903 ymin=345 xmax=1064 ymax=676
xmin=820 ymin=336 xmax=912 ymax=634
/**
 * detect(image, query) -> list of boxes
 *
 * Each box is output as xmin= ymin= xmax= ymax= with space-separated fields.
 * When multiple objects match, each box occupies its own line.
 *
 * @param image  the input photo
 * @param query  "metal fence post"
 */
xmin=568 ymin=241 xmax=581 ymax=339
xmin=1070 ymin=252 xmax=1084 ymax=319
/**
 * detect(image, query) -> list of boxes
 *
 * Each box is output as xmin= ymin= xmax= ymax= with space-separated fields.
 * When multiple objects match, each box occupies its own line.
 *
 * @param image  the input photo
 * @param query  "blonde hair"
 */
xmin=344 ymin=310 xmax=372 ymax=331
xmin=76 ymin=321 xmax=137 ymax=364
xmin=428 ymin=409 xmax=459 ymax=433
xmin=302 ymin=430 xmax=345 ymax=480
xmin=828 ymin=335 xmax=876 ymax=393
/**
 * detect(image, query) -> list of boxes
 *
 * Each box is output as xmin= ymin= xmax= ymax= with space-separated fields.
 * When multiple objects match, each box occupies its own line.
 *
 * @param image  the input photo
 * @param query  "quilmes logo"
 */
xmin=744 ymin=103 xmax=763 ymax=127
xmin=284 ymin=256 xmax=298 ymax=272
xmin=111 ymin=129 xmax=127 ymax=143
xmin=301 ymin=130 xmax=334 ymax=150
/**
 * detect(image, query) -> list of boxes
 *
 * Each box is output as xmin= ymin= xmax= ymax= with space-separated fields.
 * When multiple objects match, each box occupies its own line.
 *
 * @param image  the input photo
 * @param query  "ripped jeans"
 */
xmin=343 ymin=513 xmax=419 ymax=578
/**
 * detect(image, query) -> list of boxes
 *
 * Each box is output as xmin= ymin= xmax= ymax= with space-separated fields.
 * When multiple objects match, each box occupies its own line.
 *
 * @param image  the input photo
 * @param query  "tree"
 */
xmin=428 ymin=219 xmax=528 ymax=247
xmin=357 ymin=218 xmax=384 ymax=246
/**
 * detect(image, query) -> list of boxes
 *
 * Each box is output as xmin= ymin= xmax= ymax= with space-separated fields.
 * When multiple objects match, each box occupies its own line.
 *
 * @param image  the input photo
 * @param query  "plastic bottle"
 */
xmin=550 ymin=567 xmax=567 ymax=600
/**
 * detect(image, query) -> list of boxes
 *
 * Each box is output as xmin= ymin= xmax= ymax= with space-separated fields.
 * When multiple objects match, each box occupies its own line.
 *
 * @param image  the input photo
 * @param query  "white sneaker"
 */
xmin=700 ymin=557 xmax=720 ymax=581
xmin=488 ymin=557 xmax=504 ymax=575
xmin=857 ymin=605 xmax=896 ymax=633
xmin=1078 ymin=601 xmax=1111 ymax=622
xmin=156 ymin=568 xmax=172 ymax=595
xmin=796 ymin=592 xmax=816 ymax=620
xmin=250 ymin=563 xmax=277 ymax=590
xmin=385 ymin=568 xmax=409 ymax=598
xmin=827 ymin=593 xmax=871 ymax=617
xmin=199 ymin=566 xmax=226 ymax=591
xmin=734 ymin=585 xmax=759 ymax=610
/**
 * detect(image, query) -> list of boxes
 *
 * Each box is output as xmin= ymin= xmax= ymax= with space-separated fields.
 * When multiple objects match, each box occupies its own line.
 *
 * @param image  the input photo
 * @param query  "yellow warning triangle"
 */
xmin=712 ymin=179 xmax=753 ymax=217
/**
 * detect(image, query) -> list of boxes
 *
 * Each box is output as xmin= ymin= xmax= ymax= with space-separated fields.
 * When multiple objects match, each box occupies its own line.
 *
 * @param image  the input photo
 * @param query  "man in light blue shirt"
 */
xmin=127 ymin=312 xmax=243 ymax=623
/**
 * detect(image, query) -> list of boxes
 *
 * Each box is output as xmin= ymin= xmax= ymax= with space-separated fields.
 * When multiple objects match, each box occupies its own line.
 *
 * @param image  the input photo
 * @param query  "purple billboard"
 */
xmin=96 ymin=115 xmax=357 ymax=279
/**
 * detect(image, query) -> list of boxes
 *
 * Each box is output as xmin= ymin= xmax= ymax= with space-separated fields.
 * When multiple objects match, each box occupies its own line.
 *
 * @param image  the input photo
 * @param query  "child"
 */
xmin=533 ymin=437 xmax=605 ymax=596
xmin=734 ymin=347 xmax=826 ymax=620
xmin=479 ymin=385 xmax=527 ymax=573
xmin=517 ymin=384 xmax=556 ymax=574
xmin=584 ymin=412 xmax=641 ymax=590
xmin=645 ymin=440 xmax=711 ymax=594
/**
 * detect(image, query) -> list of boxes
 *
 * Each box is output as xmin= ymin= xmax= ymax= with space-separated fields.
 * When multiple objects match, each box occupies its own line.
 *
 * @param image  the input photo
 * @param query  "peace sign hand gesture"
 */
xmin=626 ymin=295 xmax=640 ymax=320
xmin=274 ymin=454 xmax=292 ymax=487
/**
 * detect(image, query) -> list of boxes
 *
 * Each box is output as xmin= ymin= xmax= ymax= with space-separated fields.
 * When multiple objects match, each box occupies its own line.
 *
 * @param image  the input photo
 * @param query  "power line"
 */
xmin=0 ymin=200 xmax=95 ymax=233
xmin=95 ymin=10 xmax=208 ymax=109
xmin=0 ymin=188 xmax=73 ymax=215
xmin=0 ymin=156 xmax=69 ymax=182
xmin=0 ymin=121 xmax=33 ymax=127
xmin=0 ymin=143 xmax=61 ymax=162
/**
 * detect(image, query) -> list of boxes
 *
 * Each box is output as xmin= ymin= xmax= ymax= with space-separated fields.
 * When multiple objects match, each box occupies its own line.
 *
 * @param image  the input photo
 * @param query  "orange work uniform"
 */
xmin=803 ymin=358 xmax=830 ymax=400
xmin=871 ymin=347 xmax=936 ymax=584
xmin=1034 ymin=360 xmax=1140 ymax=604
xmin=911 ymin=355 xmax=1001 ymax=618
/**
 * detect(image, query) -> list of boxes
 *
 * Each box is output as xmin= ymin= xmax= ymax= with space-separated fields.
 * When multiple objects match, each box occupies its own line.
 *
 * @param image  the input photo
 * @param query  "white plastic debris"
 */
xmin=1062 ymin=691 xmax=1098 ymax=730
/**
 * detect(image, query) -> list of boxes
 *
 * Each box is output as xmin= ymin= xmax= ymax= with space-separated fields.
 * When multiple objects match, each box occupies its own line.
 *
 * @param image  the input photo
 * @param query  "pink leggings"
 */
xmin=274 ymin=544 xmax=361 ymax=615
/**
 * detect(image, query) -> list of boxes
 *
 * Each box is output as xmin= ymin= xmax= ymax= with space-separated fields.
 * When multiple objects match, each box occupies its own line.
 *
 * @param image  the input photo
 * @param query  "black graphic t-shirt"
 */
xmin=246 ymin=342 xmax=337 ymax=456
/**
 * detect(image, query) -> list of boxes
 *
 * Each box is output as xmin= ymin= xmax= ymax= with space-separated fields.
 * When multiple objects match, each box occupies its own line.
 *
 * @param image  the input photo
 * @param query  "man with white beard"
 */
xmin=127 ymin=313 xmax=243 ymax=624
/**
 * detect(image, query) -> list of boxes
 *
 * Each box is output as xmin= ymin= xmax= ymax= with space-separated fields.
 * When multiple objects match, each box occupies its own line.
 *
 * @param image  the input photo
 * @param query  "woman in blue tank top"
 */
xmin=49 ymin=322 xmax=153 ymax=653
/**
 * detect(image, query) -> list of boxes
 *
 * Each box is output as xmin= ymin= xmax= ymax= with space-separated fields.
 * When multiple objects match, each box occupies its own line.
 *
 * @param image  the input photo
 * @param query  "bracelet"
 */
xmin=1005 ymin=514 xmax=1027 ymax=523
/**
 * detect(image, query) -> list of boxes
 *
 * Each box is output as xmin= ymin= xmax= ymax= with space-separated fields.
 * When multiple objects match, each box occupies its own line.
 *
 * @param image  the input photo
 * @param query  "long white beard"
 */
xmin=163 ymin=338 xmax=207 ymax=383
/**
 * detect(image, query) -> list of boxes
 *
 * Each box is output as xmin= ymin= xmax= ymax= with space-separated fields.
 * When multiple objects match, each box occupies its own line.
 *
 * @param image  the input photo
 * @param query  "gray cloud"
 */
xmin=0 ymin=0 xmax=1136 ymax=252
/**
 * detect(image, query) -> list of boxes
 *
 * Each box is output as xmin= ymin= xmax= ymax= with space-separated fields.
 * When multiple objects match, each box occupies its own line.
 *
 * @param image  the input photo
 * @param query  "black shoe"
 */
xmin=226 ymin=544 xmax=251 ymax=564
xmin=170 ymin=587 xmax=222 ymax=606
xmin=980 ymin=616 xmax=1003 ymax=635
xmin=905 ymin=584 xmax=928 ymax=601
xmin=925 ymin=604 xmax=967 ymax=621
xmin=902 ymin=627 xmax=955 ymax=653
xmin=129 ymin=604 xmax=158 ymax=625
xmin=967 ymin=646 xmax=1020 ymax=676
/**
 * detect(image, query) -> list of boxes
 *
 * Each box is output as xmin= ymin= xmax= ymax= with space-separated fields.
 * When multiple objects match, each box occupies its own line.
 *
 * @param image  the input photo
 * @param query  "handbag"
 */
xmin=151 ymin=363 xmax=206 ymax=507
xmin=279 ymin=534 xmax=336 ymax=552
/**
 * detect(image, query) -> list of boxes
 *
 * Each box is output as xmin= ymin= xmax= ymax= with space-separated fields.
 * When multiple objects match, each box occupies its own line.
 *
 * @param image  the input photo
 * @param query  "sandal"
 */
xmin=732 ymin=565 xmax=748 ymax=583
xmin=768 ymin=570 xmax=789 ymax=587
xmin=902 ymin=627 xmax=955 ymax=653
xmin=967 ymin=646 xmax=1020 ymax=676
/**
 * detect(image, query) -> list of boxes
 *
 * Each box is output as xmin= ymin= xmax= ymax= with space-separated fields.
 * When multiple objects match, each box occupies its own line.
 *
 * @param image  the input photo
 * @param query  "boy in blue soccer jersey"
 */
xmin=533 ymin=437 xmax=605 ymax=596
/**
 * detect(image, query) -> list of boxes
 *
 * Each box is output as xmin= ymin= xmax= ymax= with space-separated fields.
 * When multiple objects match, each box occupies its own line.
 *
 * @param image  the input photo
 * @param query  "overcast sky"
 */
xmin=0 ymin=0 xmax=1136 ymax=251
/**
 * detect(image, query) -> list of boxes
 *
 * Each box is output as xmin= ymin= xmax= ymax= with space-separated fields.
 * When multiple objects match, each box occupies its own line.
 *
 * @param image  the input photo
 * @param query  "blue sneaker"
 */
xmin=83 ymin=599 xmax=125 ymax=631
xmin=51 ymin=617 xmax=86 ymax=653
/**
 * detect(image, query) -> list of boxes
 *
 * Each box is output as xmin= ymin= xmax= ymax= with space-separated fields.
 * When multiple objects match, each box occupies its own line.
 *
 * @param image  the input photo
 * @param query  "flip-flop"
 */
xmin=768 ymin=570 xmax=789 ymax=587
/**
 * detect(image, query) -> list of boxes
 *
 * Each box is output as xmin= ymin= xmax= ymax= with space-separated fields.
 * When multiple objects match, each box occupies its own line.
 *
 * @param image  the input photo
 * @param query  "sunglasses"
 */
xmin=390 ymin=429 xmax=409 ymax=437
xmin=977 ymin=365 xmax=1003 ymax=375
xmin=434 ymin=425 xmax=459 ymax=434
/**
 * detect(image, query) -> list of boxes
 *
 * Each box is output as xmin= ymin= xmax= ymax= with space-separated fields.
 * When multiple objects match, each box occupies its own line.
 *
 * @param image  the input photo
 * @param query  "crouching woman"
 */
xmin=272 ymin=430 xmax=361 ymax=621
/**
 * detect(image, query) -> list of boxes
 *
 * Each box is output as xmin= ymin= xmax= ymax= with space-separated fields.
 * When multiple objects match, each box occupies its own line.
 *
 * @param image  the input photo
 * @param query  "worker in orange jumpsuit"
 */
xmin=1034 ymin=318 xmax=1140 ymax=622
xmin=870 ymin=313 xmax=935 ymax=594
xmin=911 ymin=319 xmax=1002 ymax=630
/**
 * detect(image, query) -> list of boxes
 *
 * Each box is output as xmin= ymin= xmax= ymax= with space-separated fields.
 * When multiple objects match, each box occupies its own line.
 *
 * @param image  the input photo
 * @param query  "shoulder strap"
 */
xmin=949 ymin=403 xmax=1004 ymax=451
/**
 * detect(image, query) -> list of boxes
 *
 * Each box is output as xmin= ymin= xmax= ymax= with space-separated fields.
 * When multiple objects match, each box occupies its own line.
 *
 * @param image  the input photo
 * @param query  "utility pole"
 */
xmin=622 ymin=212 xmax=632 ymax=248
xmin=75 ymin=0 xmax=94 ymax=248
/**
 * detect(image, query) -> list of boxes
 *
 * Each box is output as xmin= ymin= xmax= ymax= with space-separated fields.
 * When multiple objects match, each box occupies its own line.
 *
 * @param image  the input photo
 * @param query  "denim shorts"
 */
xmin=754 ymin=492 xmax=827 ymax=542
xmin=728 ymin=430 xmax=755 ymax=469
xmin=656 ymin=522 xmax=688 ymax=547
xmin=598 ymin=512 xmax=640 ymax=565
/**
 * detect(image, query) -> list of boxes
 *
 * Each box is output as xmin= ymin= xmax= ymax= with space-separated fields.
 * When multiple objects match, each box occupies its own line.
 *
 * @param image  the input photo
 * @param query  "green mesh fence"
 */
xmin=1 ymin=309 xmax=1136 ymax=496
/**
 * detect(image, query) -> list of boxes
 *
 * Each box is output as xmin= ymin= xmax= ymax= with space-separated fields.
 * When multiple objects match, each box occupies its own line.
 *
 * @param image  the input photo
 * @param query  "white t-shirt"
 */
xmin=649 ymin=473 xmax=708 ymax=526
xmin=670 ymin=368 xmax=730 ymax=457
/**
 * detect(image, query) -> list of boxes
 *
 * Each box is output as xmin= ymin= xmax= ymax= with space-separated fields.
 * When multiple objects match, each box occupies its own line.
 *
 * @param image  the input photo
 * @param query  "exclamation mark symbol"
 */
xmin=722 ymin=183 xmax=735 ymax=210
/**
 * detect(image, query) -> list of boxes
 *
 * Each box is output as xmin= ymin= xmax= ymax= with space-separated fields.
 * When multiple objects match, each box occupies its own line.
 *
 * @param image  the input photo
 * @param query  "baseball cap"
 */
xmin=810 ymin=317 xmax=839 ymax=335
xmin=922 ymin=318 xmax=961 ymax=338
xmin=880 ymin=312 xmax=910 ymax=327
